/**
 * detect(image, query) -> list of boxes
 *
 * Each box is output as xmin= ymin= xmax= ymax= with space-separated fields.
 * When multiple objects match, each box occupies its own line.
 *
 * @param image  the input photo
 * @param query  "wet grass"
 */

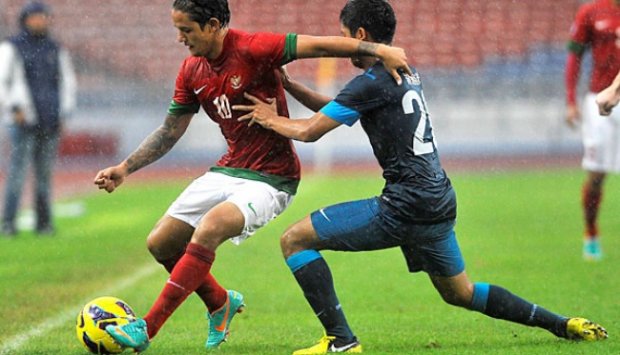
xmin=0 ymin=168 xmax=618 ymax=354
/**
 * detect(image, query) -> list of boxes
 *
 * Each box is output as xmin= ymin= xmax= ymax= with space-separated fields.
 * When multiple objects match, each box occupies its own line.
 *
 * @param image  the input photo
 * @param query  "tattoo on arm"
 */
xmin=125 ymin=115 xmax=183 ymax=174
xmin=357 ymin=41 xmax=379 ymax=56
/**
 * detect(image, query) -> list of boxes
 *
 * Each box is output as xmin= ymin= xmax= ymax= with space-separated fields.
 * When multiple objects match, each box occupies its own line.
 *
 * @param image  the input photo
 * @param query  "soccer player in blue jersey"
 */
xmin=235 ymin=0 xmax=608 ymax=353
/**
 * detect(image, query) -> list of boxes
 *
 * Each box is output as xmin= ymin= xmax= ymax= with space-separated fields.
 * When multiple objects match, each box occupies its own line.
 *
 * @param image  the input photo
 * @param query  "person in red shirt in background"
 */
xmin=93 ymin=0 xmax=411 ymax=352
xmin=565 ymin=0 xmax=620 ymax=261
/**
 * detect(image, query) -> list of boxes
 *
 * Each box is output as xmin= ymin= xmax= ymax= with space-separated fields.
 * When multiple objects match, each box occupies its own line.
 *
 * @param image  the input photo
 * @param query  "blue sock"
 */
xmin=471 ymin=282 xmax=568 ymax=337
xmin=286 ymin=250 xmax=355 ymax=343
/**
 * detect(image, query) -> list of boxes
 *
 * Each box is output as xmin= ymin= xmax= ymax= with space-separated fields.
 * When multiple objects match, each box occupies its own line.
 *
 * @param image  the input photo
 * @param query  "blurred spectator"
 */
xmin=0 ymin=1 xmax=77 ymax=237
xmin=565 ymin=0 xmax=620 ymax=260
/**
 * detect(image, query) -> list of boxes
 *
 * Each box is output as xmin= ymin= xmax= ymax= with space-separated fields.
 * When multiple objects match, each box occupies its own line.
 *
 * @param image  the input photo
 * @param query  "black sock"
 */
xmin=479 ymin=284 xmax=568 ymax=337
xmin=292 ymin=257 xmax=355 ymax=343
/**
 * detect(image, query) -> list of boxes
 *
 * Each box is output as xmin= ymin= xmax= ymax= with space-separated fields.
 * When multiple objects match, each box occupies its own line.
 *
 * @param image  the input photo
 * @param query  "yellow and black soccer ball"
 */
xmin=76 ymin=296 xmax=136 ymax=354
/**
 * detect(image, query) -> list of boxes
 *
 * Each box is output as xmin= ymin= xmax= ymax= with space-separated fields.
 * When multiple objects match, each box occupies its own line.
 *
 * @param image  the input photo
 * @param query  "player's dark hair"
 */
xmin=172 ymin=0 xmax=230 ymax=29
xmin=339 ymin=0 xmax=396 ymax=44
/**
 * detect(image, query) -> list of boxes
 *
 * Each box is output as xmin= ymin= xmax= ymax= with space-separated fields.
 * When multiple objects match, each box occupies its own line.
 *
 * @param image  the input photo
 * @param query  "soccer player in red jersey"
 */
xmin=565 ymin=0 xmax=620 ymax=261
xmin=93 ymin=0 xmax=411 ymax=352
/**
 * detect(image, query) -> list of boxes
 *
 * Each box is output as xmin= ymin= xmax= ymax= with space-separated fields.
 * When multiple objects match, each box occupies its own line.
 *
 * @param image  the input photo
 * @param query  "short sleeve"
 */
xmin=246 ymin=32 xmax=289 ymax=69
xmin=171 ymin=59 xmax=197 ymax=106
xmin=169 ymin=59 xmax=200 ymax=115
xmin=320 ymin=100 xmax=360 ymax=126
xmin=321 ymin=69 xmax=385 ymax=126
xmin=569 ymin=4 xmax=592 ymax=48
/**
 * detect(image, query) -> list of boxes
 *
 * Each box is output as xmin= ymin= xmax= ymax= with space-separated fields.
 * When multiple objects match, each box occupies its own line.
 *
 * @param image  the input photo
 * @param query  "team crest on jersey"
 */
xmin=230 ymin=75 xmax=242 ymax=89
xmin=404 ymin=72 xmax=421 ymax=86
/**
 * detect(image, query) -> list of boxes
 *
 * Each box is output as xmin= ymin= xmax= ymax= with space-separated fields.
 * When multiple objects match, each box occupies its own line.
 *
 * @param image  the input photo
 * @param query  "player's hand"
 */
xmin=377 ymin=44 xmax=412 ymax=85
xmin=233 ymin=92 xmax=278 ymax=128
xmin=595 ymin=87 xmax=620 ymax=116
xmin=93 ymin=164 xmax=128 ymax=193
xmin=565 ymin=104 xmax=580 ymax=128
xmin=277 ymin=66 xmax=292 ymax=90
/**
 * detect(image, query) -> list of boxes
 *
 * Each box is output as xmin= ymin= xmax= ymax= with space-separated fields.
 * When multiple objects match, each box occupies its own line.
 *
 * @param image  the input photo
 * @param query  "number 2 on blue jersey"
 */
xmin=402 ymin=90 xmax=436 ymax=156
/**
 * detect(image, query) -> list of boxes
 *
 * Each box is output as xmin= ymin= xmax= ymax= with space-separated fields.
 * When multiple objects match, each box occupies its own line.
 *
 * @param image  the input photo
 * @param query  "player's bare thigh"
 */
xmin=191 ymin=201 xmax=245 ymax=250
xmin=429 ymin=271 xmax=474 ymax=308
xmin=280 ymin=215 xmax=323 ymax=258
xmin=146 ymin=215 xmax=194 ymax=261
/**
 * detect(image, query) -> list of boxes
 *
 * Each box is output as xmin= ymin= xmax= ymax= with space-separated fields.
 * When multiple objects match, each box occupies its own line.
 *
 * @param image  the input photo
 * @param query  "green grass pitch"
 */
xmin=0 ymin=168 xmax=618 ymax=354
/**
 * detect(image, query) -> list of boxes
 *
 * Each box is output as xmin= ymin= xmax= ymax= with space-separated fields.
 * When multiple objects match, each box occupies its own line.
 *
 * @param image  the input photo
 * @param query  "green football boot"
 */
xmin=105 ymin=318 xmax=150 ymax=352
xmin=205 ymin=290 xmax=245 ymax=349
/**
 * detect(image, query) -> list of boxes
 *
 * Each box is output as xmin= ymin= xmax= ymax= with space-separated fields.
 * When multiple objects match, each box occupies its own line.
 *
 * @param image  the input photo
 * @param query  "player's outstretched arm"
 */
xmin=234 ymin=92 xmax=340 ymax=142
xmin=295 ymin=35 xmax=411 ymax=85
xmin=93 ymin=113 xmax=193 ymax=193
xmin=279 ymin=66 xmax=331 ymax=112
xmin=596 ymin=70 xmax=620 ymax=116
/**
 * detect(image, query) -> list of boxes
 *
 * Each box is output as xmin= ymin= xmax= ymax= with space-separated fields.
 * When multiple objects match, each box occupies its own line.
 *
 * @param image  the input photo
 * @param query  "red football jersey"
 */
xmin=570 ymin=0 xmax=620 ymax=92
xmin=172 ymin=29 xmax=300 ymax=180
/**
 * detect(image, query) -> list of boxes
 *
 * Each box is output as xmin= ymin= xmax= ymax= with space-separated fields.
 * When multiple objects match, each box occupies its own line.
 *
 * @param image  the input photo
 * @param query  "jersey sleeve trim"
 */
xmin=281 ymin=33 xmax=298 ymax=65
xmin=167 ymin=100 xmax=200 ymax=116
xmin=567 ymin=40 xmax=585 ymax=54
xmin=319 ymin=101 xmax=360 ymax=127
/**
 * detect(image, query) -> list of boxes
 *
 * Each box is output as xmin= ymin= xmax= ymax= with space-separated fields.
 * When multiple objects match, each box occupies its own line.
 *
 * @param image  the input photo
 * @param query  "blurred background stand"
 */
xmin=0 ymin=0 xmax=586 ymax=177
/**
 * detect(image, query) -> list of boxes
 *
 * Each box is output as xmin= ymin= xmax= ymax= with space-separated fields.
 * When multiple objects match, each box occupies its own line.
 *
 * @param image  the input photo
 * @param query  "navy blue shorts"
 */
xmin=310 ymin=197 xmax=464 ymax=277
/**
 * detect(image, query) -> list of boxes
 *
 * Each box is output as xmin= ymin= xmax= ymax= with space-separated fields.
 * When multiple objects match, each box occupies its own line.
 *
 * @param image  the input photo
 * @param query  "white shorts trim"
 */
xmin=581 ymin=92 xmax=620 ymax=173
xmin=166 ymin=171 xmax=293 ymax=244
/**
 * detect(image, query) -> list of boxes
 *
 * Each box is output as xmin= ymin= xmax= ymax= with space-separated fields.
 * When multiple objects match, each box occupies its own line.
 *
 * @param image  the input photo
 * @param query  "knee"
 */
xmin=192 ymin=223 xmax=232 ymax=250
xmin=280 ymin=224 xmax=308 ymax=258
xmin=146 ymin=231 xmax=167 ymax=261
xmin=146 ymin=226 xmax=185 ymax=261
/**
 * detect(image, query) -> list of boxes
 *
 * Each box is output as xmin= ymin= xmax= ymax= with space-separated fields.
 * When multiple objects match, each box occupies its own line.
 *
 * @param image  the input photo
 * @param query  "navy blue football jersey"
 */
xmin=320 ymin=63 xmax=456 ymax=224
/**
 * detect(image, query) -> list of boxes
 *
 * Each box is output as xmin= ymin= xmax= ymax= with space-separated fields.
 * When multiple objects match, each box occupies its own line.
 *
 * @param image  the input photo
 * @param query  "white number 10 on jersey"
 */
xmin=213 ymin=95 xmax=232 ymax=119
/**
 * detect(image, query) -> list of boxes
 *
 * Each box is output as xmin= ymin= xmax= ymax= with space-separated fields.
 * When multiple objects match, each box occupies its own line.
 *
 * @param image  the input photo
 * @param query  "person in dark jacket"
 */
xmin=0 ymin=1 xmax=77 ymax=236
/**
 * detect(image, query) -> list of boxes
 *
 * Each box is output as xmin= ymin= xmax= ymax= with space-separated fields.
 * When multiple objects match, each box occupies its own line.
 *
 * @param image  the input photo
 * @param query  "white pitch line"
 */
xmin=0 ymin=263 xmax=159 ymax=355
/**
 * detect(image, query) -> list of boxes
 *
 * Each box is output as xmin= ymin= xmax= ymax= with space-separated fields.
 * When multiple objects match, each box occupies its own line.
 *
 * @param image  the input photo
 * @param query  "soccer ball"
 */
xmin=76 ymin=296 xmax=136 ymax=354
